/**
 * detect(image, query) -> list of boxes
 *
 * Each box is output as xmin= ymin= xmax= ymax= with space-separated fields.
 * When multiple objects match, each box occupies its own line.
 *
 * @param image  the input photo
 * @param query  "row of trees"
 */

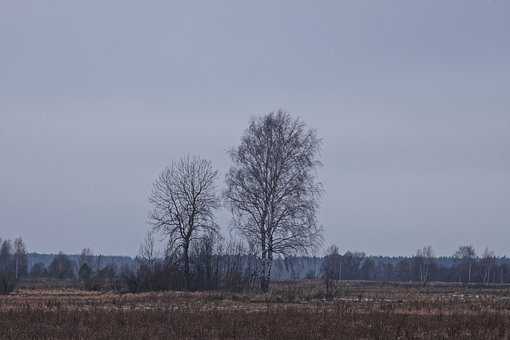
xmin=115 ymin=241 xmax=510 ymax=294
xmin=4 ymin=238 xmax=510 ymax=295
xmin=149 ymin=111 xmax=323 ymax=292
xmin=0 ymin=246 xmax=121 ymax=292
xmin=322 ymin=244 xmax=509 ymax=288
xmin=31 ymin=249 xmax=121 ymax=289
xmin=0 ymin=236 xmax=258 ymax=294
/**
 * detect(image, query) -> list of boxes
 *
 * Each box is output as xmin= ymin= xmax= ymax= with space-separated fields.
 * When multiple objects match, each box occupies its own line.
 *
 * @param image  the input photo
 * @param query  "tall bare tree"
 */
xmin=149 ymin=156 xmax=219 ymax=290
xmin=224 ymin=110 xmax=323 ymax=291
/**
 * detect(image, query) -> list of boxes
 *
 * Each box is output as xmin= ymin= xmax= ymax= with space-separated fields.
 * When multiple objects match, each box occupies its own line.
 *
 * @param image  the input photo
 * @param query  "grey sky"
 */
xmin=1 ymin=1 xmax=509 ymax=257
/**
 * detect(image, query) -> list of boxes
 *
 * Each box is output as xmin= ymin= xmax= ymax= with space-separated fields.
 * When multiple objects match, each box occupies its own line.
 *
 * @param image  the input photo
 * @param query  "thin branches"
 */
xmin=149 ymin=156 xmax=219 ymax=289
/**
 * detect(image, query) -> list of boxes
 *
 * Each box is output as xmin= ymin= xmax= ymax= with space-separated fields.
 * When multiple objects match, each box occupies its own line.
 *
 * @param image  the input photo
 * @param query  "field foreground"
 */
xmin=2 ymin=281 xmax=510 ymax=339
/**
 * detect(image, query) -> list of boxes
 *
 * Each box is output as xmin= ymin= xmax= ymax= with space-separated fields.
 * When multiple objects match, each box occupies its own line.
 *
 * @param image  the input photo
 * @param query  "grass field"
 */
xmin=2 ymin=281 xmax=510 ymax=339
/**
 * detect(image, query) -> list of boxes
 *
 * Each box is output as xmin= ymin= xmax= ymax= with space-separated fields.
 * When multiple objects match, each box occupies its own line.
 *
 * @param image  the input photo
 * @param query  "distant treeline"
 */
xmin=27 ymin=253 xmax=134 ymax=273
xmin=26 ymin=247 xmax=510 ymax=285
xmin=2 ymin=236 xmax=509 ymax=294
xmin=319 ymin=245 xmax=510 ymax=286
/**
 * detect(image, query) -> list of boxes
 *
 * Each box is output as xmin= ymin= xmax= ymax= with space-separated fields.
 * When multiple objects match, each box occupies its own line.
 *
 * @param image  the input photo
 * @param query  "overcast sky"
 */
xmin=1 ymin=1 xmax=509 ymax=257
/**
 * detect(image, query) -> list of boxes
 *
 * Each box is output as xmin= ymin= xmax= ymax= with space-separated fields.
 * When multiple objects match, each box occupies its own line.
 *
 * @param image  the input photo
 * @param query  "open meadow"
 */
xmin=2 ymin=281 xmax=510 ymax=339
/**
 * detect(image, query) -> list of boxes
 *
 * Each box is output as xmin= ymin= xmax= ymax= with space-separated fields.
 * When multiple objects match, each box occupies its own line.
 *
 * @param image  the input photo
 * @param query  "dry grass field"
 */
xmin=2 ymin=281 xmax=510 ymax=339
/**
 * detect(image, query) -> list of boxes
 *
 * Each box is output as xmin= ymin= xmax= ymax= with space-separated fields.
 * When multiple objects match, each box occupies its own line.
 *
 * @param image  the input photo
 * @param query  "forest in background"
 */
xmin=2 ymin=235 xmax=510 ymax=295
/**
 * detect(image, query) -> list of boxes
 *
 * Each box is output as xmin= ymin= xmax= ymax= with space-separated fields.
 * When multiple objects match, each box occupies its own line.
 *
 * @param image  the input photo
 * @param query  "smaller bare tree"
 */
xmin=0 ymin=240 xmax=16 ymax=294
xmin=481 ymin=247 xmax=495 ymax=285
xmin=79 ymin=248 xmax=94 ymax=270
xmin=149 ymin=156 xmax=219 ymax=290
xmin=415 ymin=246 xmax=434 ymax=285
xmin=139 ymin=231 xmax=157 ymax=269
xmin=13 ymin=238 xmax=28 ymax=279
xmin=322 ymin=245 xmax=342 ymax=298
xmin=454 ymin=245 xmax=476 ymax=283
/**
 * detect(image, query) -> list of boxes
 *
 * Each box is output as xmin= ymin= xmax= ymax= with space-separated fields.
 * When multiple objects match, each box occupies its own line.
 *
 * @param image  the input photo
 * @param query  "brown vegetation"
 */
xmin=2 ymin=281 xmax=510 ymax=339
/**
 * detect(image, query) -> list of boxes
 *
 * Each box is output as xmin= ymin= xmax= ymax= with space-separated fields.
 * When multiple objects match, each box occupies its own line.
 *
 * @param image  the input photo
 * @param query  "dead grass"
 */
xmin=2 ymin=281 xmax=510 ymax=339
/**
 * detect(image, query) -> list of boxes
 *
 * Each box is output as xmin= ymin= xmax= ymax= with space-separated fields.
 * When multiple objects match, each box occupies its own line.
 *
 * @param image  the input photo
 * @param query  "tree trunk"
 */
xmin=468 ymin=263 xmax=472 ymax=283
xmin=260 ymin=251 xmax=268 ymax=292
xmin=260 ymin=251 xmax=273 ymax=293
xmin=260 ymin=231 xmax=268 ymax=292
xmin=184 ymin=243 xmax=190 ymax=290
xmin=15 ymin=257 xmax=19 ymax=280
xmin=260 ymin=269 xmax=269 ymax=292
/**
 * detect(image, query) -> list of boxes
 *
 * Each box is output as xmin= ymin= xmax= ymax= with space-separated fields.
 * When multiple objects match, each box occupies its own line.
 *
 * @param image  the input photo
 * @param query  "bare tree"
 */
xmin=149 ymin=156 xmax=219 ymax=290
xmin=0 ymin=240 xmax=16 ymax=294
xmin=139 ymin=231 xmax=157 ymax=268
xmin=136 ymin=230 xmax=159 ymax=291
xmin=13 ymin=238 xmax=28 ymax=279
xmin=224 ymin=110 xmax=323 ymax=292
xmin=454 ymin=245 xmax=476 ymax=283
xmin=48 ymin=252 xmax=75 ymax=279
xmin=0 ymin=240 xmax=12 ymax=273
xmin=79 ymin=248 xmax=94 ymax=270
xmin=481 ymin=247 xmax=495 ymax=285
xmin=322 ymin=245 xmax=342 ymax=298
xmin=415 ymin=246 xmax=434 ymax=285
